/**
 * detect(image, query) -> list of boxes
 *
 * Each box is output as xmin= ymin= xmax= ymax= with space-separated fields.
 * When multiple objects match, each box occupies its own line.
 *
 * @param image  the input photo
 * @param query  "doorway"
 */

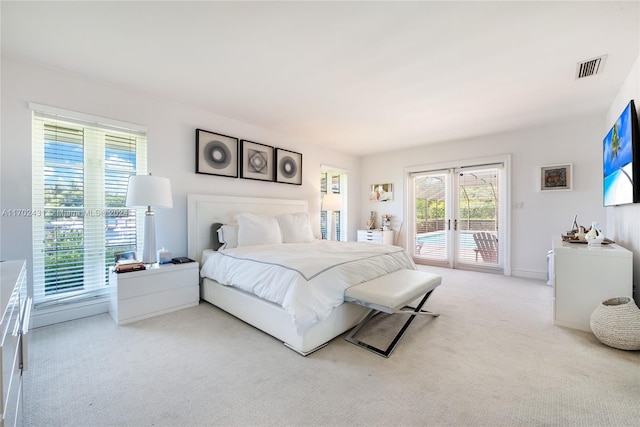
xmin=408 ymin=157 xmax=509 ymax=274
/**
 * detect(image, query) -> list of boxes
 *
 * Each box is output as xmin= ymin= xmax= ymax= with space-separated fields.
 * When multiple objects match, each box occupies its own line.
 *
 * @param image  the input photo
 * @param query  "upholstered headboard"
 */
xmin=187 ymin=194 xmax=309 ymax=264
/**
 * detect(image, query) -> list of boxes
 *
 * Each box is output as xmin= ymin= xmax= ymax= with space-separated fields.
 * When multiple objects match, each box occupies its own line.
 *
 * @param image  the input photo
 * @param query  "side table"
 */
xmin=109 ymin=262 xmax=199 ymax=325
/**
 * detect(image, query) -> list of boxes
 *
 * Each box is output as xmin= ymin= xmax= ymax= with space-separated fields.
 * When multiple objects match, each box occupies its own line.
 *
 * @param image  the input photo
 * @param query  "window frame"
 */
xmin=31 ymin=104 xmax=147 ymax=306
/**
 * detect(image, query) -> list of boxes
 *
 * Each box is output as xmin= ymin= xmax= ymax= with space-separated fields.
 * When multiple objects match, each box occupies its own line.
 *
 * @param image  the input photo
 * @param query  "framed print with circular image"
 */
xmin=240 ymin=140 xmax=274 ymax=182
xmin=275 ymin=148 xmax=303 ymax=185
xmin=196 ymin=129 xmax=239 ymax=178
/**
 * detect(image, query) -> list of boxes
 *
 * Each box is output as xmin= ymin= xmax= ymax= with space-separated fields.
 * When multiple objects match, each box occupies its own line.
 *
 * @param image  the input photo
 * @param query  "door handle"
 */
xmin=447 ymin=219 xmax=451 ymax=230
xmin=454 ymin=219 xmax=458 ymax=231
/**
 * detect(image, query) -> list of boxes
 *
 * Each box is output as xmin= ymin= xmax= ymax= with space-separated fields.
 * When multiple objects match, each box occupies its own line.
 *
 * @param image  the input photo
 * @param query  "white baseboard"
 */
xmin=511 ymin=269 xmax=547 ymax=281
xmin=31 ymin=297 xmax=109 ymax=329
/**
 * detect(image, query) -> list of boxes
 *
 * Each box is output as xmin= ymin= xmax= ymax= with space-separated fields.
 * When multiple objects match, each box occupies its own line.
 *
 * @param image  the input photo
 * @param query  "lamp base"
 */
xmin=142 ymin=210 xmax=157 ymax=264
xmin=330 ymin=211 xmax=338 ymax=241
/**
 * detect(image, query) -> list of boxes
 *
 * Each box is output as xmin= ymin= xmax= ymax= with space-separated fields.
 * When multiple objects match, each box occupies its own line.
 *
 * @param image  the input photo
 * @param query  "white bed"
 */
xmin=187 ymin=194 xmax=413 ymax=355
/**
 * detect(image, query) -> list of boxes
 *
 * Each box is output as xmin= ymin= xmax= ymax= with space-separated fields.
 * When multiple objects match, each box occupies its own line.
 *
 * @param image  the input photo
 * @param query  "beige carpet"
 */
xmin=24 ymin=266 xmax=640 ymax=426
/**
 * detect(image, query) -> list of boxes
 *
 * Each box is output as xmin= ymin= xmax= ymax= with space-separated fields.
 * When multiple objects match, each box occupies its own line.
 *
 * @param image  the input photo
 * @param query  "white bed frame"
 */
xmin=187 ymin=194 xmax=369 ymax=355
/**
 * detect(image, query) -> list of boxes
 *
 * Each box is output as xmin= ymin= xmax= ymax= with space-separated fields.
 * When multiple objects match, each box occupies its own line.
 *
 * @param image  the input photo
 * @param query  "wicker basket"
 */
xmin=590 ymin=297 xmax=640 ymax=351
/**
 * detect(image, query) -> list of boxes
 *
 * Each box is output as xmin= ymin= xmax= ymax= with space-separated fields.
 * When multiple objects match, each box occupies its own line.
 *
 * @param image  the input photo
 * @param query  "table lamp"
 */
xmin=125 ymin=174 xmax=173 ymax=264
xmin=322 ymin=193 xmax=343 ymax=241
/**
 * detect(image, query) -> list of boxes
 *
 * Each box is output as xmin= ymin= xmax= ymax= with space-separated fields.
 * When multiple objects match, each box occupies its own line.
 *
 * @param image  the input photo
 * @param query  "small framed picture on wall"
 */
xmin=540 ymin=164 xmax=572 ymax=191
xmin=370 ymin=183 xmax=393 ymax=201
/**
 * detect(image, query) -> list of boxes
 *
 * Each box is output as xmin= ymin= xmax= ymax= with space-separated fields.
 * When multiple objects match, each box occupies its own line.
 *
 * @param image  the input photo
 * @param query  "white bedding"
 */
xmin=200 ymin=240 xmax=416 ymax=334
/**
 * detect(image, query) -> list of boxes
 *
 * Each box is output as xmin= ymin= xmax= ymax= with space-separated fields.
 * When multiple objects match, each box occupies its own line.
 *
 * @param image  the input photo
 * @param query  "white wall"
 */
xmin=606 ymin=56 xmax=640 ymax=304
xmin=4 ymin=53 xmax=636 ymax=296
xmin=361 ymin=116 xmax=606 ymax=279
xmin=0 ymin=57 xmax=362 ymax=292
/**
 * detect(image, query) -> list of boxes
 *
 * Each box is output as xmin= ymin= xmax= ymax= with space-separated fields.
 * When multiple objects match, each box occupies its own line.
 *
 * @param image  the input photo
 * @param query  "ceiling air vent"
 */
xmin=575 ymin=55 xmax=607 ymax=79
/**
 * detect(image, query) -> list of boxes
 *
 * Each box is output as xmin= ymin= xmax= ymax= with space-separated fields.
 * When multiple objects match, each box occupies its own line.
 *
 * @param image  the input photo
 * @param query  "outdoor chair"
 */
xmin=473 ymin=232 xmax=498 ymax=263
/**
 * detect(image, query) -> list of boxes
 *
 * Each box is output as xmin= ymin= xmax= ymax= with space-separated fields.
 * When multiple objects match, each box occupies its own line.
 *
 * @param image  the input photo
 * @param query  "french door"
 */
xmin=410 ymin=162 xmax=505 ymax=273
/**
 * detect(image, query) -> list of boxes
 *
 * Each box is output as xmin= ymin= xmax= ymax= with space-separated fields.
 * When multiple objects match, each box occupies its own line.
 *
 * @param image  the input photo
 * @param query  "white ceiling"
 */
xmin=2 ymin=1 xmax=639 ymax=156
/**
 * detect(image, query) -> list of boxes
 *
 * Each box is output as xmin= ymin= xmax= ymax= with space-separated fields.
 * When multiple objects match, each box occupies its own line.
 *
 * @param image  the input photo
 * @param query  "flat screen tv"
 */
xmin=603 ymin=100 xmax=640 ymax=207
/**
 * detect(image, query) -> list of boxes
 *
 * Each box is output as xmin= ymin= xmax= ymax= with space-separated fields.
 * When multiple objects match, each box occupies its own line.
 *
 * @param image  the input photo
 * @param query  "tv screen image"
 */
xmin=603 ymin=100 xmax=639 ymax=207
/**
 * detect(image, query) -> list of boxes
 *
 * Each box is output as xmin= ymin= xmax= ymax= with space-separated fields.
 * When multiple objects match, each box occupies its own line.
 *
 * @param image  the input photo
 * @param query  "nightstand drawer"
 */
xmin=357 ymin=230 xmax=394 ymax=245
xmin=112 ymin=263 xmax=199 ymax=299
xmin=116 ymin=286 xmax=200 ymax=325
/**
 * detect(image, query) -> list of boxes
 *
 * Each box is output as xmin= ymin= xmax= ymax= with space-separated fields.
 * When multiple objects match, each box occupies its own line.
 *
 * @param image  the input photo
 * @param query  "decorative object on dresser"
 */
xmin=561 ymin=234 xmax=615 ymax=244
xmin=539 ymin=163 xmax=572 ymax=191
xmin=570 ymin=214 xmax=579 ymax=231
xmin=109 ymin=262 xmax=199 ymax=325
xmin=563 ymin=217 xmax=612 ymax=244
xmin=195 ymin=128 xmax=239 ymax=178
xmin=366 ymin=210 xmax=376 ymax=230
xmin=574 ymin=226 xmax=587 ymax=242
xmin=114 ymin=250 xmax=145 ymax=272
xmin=171 ymin=257 xmax=195 ymax=264
xmin=115 ymin=261 xmax=145 ymax=273
xmin=549 ymin=236 xmax=632 ymax=331
xmin=114 ymin=250 xmax=137 ymax=263
xmin=590 ymin=297 xmax=640 ymax=351
xmin=322 ymin=193 xmax=343 ymax=241
xmin=275 ymin=148 xmax=303 ymax=185
xmin=584 ymin=221 xmax=605 ymax=246
xmin=381 ymin=214 xmax=392 ymax=231
xmin=357 ymin=229 xmax=394 ymax=245
xmin=125 ymin=174 xmax=173 ymax=264
xmin=0 ymin=260 xmax=31 ymax=426
xmin=240 ymin=140 xmax=274 ymax=182
xmin=370 ymin=183 xmax=393 ymax=201
xmin=562 ymin=220 xmax=613 ymax=245
xmin=157 ymin=247 xmax=172 ymax=264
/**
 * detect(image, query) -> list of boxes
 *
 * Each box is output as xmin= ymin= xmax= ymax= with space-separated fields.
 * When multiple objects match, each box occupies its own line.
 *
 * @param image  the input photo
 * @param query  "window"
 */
xmin=31 ymin=104 xmax=147 ymax=306
xmin=320 ymin=167 xmax=347 ymax=241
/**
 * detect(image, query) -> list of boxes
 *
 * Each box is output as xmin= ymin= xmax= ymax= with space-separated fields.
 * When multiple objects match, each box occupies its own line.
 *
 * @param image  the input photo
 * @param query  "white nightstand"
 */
xmin=357 ymin=229 xmax=395 ymax=245
xmin=109 ymin=262 xmax=200 ymax=325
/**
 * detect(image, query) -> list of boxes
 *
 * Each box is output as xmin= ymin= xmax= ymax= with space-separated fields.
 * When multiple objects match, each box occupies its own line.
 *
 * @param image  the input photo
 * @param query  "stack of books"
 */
xmin=115 ymin=260 xmax=146 ymax=273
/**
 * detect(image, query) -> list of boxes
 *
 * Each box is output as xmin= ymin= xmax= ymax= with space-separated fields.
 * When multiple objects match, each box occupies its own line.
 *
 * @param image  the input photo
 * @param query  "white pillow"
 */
xmin=276 ymin=212 xmax=315 ymax=243
xmin=236 ymin=213 xmax=282 ymax=247
xmin=217 ymin=224 xmax=238 ymax=250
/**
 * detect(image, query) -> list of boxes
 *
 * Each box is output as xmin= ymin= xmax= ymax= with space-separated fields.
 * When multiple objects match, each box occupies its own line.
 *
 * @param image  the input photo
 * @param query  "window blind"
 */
xmin=32 ymin=107 xmax=147 ymax=306
xmin=320 ymin=170 xmax=345 ymax=241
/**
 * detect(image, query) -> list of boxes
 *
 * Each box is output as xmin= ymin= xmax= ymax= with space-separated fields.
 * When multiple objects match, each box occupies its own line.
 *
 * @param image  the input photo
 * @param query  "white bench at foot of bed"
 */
xmin=344 ymin=269 xmax=442 ymax=357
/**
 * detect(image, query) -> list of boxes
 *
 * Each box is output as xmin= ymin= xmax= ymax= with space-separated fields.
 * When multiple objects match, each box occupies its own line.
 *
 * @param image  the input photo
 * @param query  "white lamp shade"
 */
xmin=126 ymin=175 xmax=173 ymax=208
xmin=322 ymin=193 xmax=343 ymax=211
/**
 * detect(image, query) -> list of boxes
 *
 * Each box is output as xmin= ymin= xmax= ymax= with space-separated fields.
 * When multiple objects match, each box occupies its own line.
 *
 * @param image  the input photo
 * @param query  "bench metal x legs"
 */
xmin=345 ymin=288 xmax=439 ymax=358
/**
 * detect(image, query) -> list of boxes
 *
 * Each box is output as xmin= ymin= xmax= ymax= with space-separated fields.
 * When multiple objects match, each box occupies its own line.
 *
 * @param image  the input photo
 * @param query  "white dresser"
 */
xmin=357 ymin=229 xmax=394 ymax=245
xmin=550 ymin=236 xmax=633 ymax=331
xmin=0 ymin=260 xmax=30 ymax=427
xmin=109 ymin=262 xmax=199 ymax=325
